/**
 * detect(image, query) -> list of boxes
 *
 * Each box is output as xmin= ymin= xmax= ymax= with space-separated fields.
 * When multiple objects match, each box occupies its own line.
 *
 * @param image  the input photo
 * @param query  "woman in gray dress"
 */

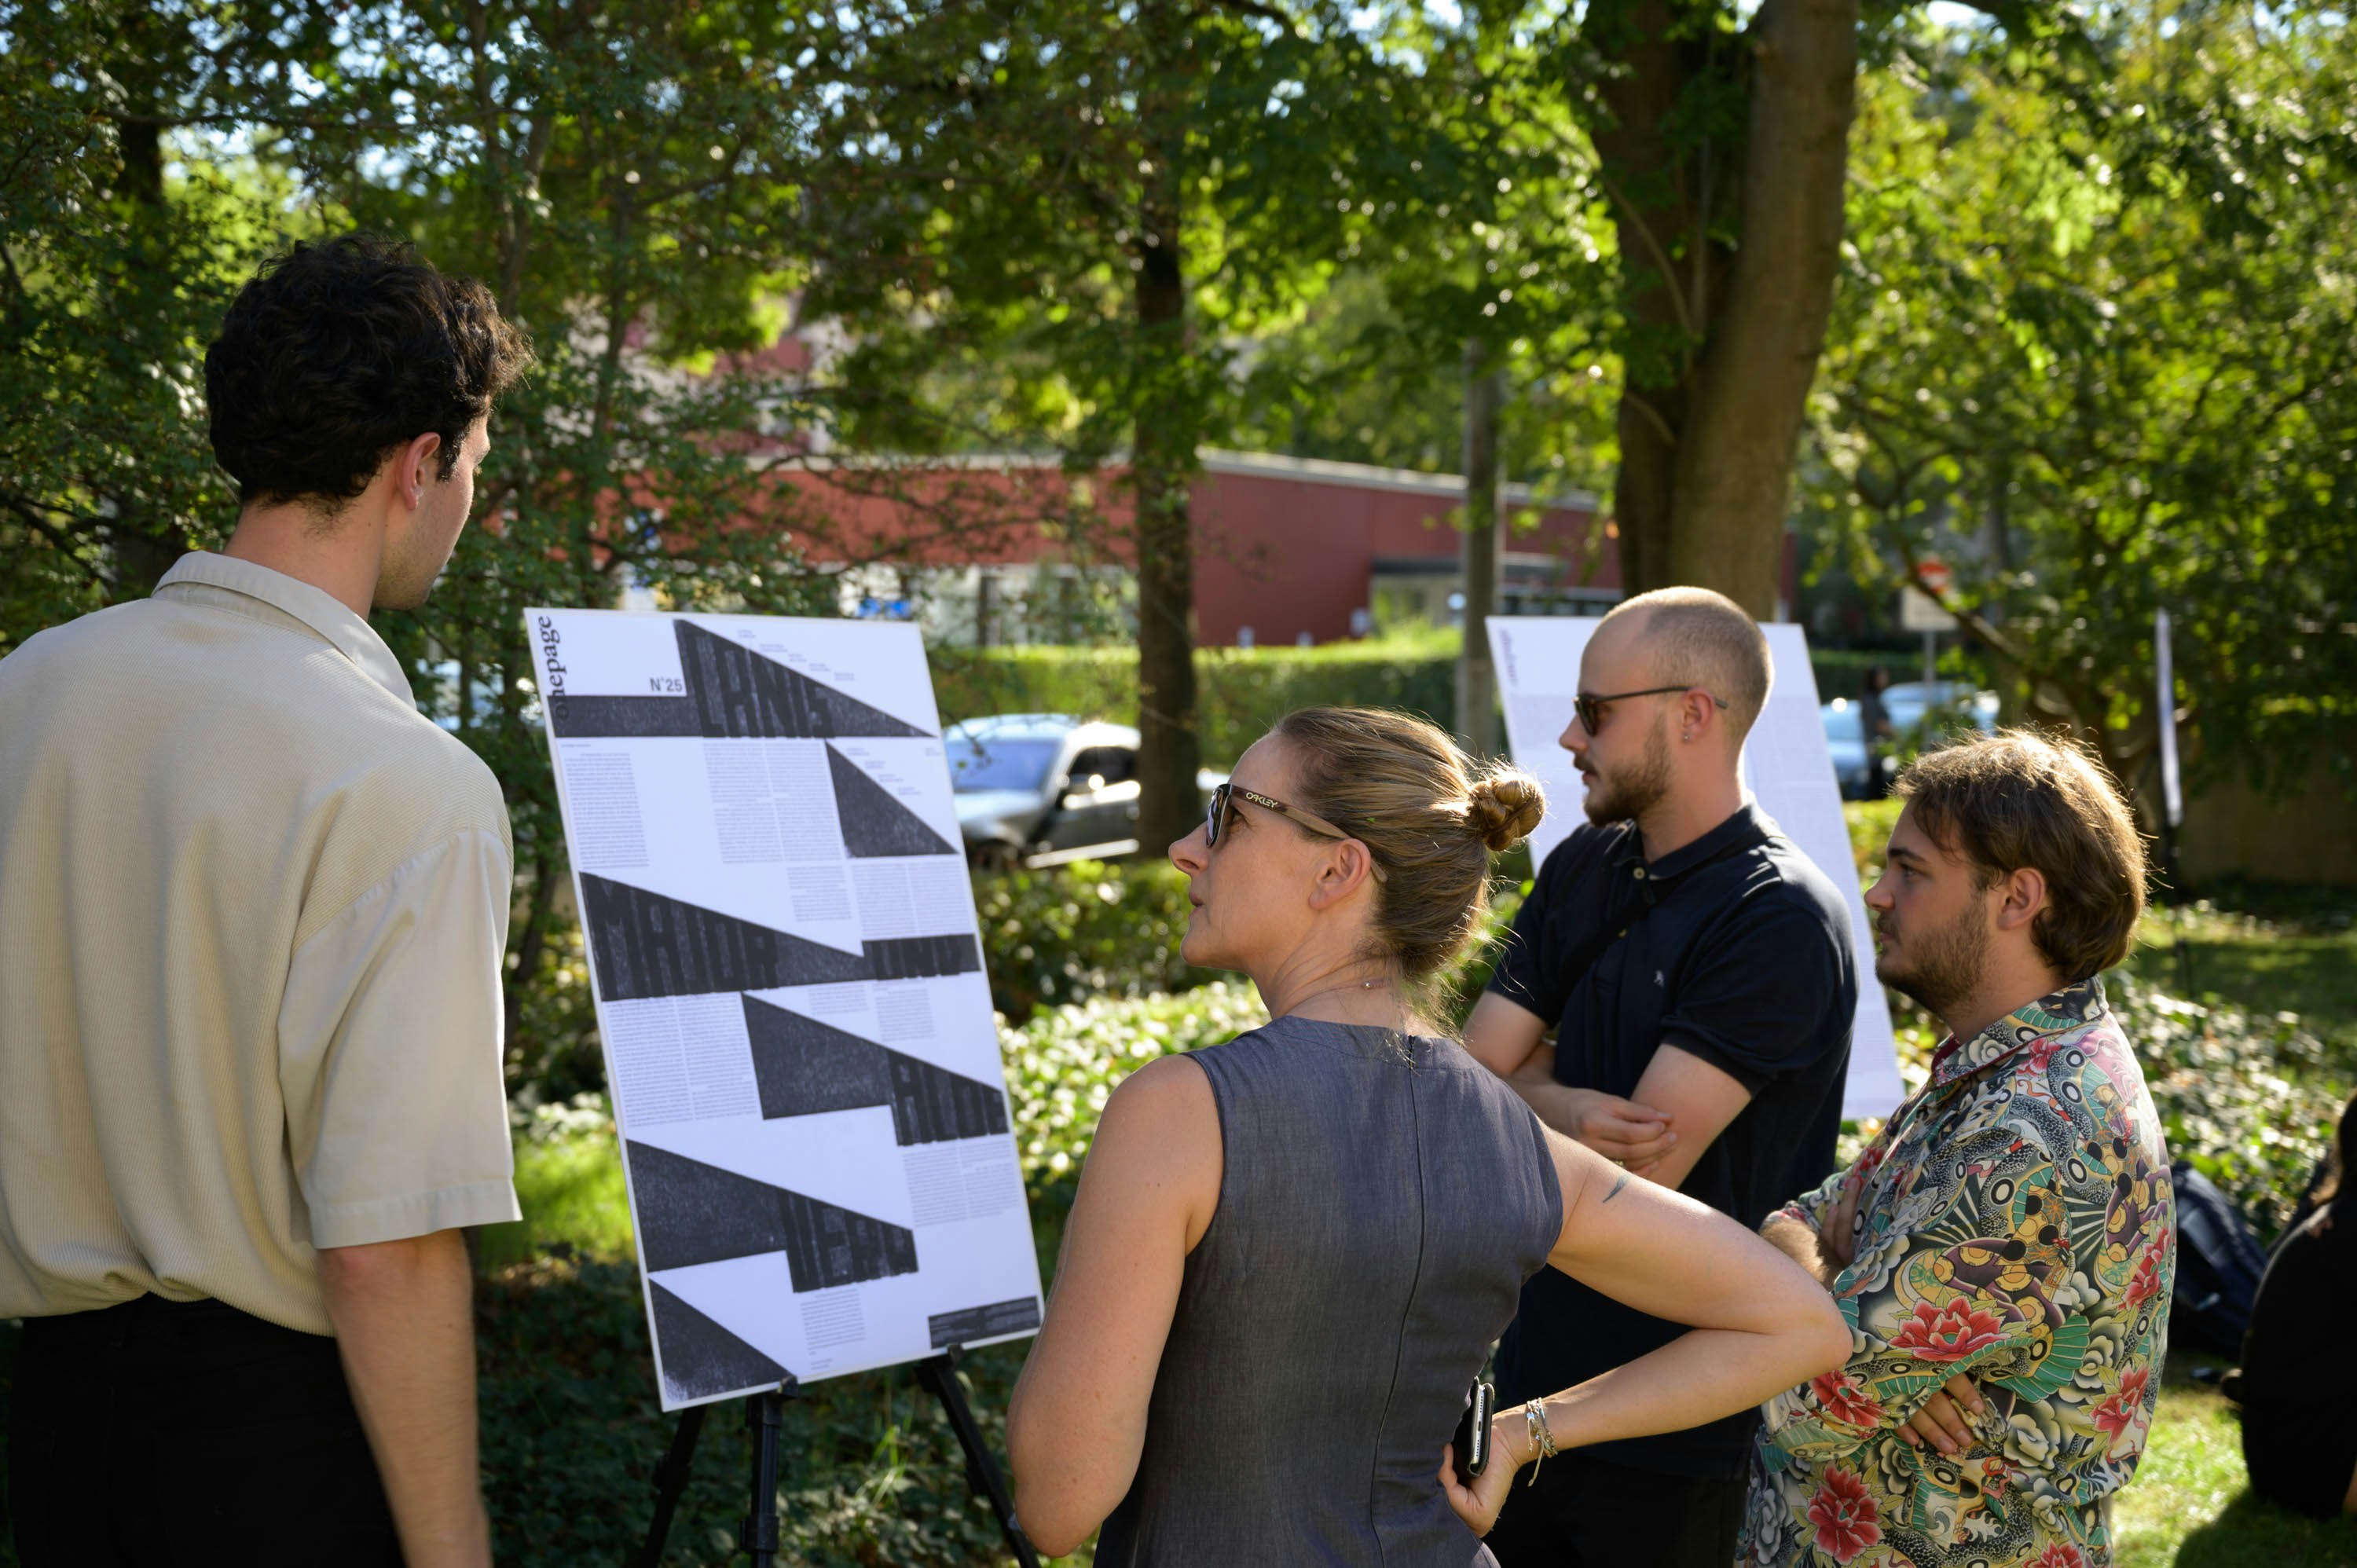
xmin=1006 ymin=707 xmax=1849 ymax=1563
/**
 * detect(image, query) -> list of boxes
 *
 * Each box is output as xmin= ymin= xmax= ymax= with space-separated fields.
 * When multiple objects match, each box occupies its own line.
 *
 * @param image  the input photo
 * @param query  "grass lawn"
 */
xmin=2126 ymin=885 xmax=2357 ymax=1072
xmin=2117 ymin=1366 xmax=2357 ymax=1567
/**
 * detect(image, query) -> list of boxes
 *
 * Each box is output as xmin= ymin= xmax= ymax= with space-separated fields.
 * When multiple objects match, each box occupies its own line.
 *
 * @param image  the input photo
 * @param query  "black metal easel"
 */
xmin=631 ymin=1350 xmax=1039 ymax=1568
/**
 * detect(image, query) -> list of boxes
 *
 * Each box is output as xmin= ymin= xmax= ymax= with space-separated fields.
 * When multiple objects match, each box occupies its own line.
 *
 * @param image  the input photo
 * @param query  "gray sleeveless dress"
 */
xmin=1093 ymin=1014 xmax=1563 ymax=1566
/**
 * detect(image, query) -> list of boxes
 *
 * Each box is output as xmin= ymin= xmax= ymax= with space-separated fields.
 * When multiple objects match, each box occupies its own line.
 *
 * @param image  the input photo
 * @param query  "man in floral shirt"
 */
xmin=1741 ymin=733 xmax=2176 ymax=1568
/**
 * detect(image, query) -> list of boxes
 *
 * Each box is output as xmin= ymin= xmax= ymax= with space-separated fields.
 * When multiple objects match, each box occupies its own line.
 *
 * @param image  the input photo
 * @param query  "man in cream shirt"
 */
xmin=0 ymin=235 xmax=531 ymax=1566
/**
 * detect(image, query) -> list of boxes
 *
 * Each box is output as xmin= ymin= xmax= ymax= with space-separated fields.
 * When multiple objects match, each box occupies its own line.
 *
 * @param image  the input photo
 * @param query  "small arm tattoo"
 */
xmin=1602 ymin=1172 xmax=1630 ymax=1204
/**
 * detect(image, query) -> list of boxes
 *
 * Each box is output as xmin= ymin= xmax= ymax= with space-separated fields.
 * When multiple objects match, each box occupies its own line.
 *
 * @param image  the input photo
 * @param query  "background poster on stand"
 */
xmin=1486 ymin=617 xmax=1907 ymax=1122
xmin=527 ymin=606 xmax=1044 ymax=1412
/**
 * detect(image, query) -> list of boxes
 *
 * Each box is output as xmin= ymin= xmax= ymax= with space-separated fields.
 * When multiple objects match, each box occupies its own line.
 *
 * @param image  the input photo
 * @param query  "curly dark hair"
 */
xmin=204 ymin=234 xmax=533 ymax=508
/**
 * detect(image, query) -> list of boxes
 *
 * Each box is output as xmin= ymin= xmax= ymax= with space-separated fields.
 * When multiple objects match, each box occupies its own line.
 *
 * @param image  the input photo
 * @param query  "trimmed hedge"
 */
xmin=930 ymin=630 xmax=1459 ymax=768
xmin=928 ymin=632 xmax=1980 ymax=762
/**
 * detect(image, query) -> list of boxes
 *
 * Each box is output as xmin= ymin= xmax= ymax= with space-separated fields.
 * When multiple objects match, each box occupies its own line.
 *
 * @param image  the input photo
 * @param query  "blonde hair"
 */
xmin=1271 ymin=706 xmax=1546 ymax=980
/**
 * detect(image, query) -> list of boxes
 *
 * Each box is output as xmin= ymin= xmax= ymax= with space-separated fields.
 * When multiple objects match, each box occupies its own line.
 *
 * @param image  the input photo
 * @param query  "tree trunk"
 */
xmin=1590 ymin=0 xmax=1712 ymax=603
xmin=1455 ymin=339 xmax=1504 ymax=757
xmin=1593 ymin=0 xmax=1859 ymax=617
xmin=1129 ymin=147 xmax=1201 ymax=850
xmin=1666 ymin=0 xmax=1857 ymax=617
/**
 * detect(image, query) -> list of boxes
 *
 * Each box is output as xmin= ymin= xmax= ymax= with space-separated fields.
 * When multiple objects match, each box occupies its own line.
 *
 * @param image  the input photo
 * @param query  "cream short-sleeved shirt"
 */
xmin=0 ymin=552 xmax=521 ymax=1334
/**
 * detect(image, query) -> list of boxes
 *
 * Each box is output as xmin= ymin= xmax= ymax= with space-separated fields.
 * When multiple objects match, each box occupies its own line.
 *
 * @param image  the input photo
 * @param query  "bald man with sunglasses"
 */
xmin=1463 ymin=588 xmax=1857 ymax=1568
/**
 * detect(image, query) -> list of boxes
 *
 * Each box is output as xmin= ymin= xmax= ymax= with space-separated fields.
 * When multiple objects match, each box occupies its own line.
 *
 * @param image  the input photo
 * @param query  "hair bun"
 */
xmin=1465 ymin=768 xmax=1546 ymax=852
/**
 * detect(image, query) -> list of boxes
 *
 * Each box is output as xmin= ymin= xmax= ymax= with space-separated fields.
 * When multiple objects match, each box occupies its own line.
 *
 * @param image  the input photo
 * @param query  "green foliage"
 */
xmin=2126 ymin=976 xmax=2344 ymax=1239
xmin=474 ymin=1254 xmax=1029 ymax=1567
xmin=1810 ymin=11 xmax=2357 ymax=796
xmin=973 ymin=858 xmax=1211 ymax=1019
xmin=936 ymin=634 xmax=1457 ymax=768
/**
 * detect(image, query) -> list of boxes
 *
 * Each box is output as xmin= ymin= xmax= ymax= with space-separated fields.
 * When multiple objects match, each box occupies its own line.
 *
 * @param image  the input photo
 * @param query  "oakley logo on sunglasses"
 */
xmin=1204 ymin=783 xmax=1387 ymax=881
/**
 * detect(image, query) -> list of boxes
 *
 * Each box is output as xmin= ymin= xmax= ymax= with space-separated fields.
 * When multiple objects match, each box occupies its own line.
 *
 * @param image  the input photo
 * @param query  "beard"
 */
xmin=1875 ymin=899 xmax=1992 ymax=1022
xmin=1582 ymin=713 xmax=1673 ymax=825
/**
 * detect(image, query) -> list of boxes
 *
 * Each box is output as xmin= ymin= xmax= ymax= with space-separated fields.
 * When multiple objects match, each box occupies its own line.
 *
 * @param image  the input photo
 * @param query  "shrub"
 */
xmin=1000 ymin=982 xmax=1270 ymax=1266
xmin=973 ymin=858 xmax=1209 ymax=1019
xmin=933 ymin=632 xmax=1457 ymax=768
xmin=2120 ymin=975 xmax=2343 ymax=1238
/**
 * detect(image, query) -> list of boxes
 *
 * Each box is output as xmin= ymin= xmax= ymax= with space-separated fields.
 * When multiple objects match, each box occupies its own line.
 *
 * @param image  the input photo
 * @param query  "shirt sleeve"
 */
xmin=1486 ymin=851 xmax=1569 ymax=1027
xmin=1657 ymin=895 xmax=1849 ymax=1093
xmin=277 ymin=828 xmax=521 ymax=1248
xmin=1758 ymin=1151 xmax=2073 ymax=1467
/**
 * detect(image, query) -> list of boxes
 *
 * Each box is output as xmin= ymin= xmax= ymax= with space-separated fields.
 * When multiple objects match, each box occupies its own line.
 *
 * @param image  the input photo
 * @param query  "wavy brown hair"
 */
xmin=1271 ymin=707 xmax=1545 ymax=983
xmin=1895 ymin=730 xmax=2150 ymax=981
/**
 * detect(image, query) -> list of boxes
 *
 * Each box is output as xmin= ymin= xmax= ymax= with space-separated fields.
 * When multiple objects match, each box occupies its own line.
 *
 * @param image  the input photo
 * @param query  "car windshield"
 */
xmin=1822 ymin=705 xmax=1863 ymax=741
xmin=947 ymin=736 xmax=1062 ymax=792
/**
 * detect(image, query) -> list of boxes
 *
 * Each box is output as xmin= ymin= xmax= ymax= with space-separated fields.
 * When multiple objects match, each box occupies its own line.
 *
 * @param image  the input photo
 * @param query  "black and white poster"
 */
xmin=528 ymin=608 xmax=1044 ymax=1411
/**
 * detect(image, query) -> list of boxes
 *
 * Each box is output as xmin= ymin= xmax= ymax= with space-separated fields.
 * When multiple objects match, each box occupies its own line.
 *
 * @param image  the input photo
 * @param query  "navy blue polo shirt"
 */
xmin=1487 ymin=800 xmax=1856 ymax=1478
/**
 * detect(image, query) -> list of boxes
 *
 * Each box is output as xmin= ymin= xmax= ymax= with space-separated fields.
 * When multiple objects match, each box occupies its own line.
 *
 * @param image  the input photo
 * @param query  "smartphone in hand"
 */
xmin=1452 ymin=1379 xmax=1494 ymax=1486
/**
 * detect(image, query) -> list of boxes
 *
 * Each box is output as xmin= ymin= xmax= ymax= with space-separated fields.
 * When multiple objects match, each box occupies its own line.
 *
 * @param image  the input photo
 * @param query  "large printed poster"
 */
xmin=1486 ymin=617 xmax=1907 ymax=1122
xmin=528 ymin=608 xmax=1044 ymax=1410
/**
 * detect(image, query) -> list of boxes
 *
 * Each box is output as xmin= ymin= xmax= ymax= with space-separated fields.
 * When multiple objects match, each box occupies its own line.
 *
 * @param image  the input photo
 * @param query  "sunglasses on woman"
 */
xmin=1204 ymin=782 xmax=1387 ymax=882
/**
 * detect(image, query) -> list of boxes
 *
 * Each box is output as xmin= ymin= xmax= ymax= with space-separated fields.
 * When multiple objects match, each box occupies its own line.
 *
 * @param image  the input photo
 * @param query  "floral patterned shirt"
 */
xmin=1739 ymin=979 xmax=2176 ymax=1568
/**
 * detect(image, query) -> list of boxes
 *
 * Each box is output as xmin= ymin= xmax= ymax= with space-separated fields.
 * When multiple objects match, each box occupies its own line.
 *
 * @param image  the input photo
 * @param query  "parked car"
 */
xmin=1881 ymin=681 xmax=2000 ymax=743
xmin=1820 ymin=699 xmax=1890 ymax=800
xmin=948 ymin=713 xmax=1226 ymax=870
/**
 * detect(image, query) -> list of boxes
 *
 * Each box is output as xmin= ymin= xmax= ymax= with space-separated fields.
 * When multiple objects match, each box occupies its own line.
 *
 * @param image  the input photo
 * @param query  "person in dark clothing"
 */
xmin=1858 ymin=665 xmax=1897 ymax=799
xmin=1003 ymin=707 xmax=1851 ymax=1566
xmin=2238 ymin=1092 xmax=2357 ymax=1519
xmin=1461 ymin=588 xmax=1858 ymax=1568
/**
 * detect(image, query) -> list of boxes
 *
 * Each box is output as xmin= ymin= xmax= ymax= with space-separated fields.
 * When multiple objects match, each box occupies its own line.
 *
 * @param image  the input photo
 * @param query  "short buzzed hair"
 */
xmin=1896 ymin=731 xmax=2149 ymax=980
xmin=1600 ymin=586 xmax=1772 ymax=742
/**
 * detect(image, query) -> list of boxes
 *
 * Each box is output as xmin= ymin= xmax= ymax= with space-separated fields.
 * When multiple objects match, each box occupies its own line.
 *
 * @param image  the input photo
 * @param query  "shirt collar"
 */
xmin=155 ymin=552 xmax=415 ymax=705
xmin=1927 ymin=975 xmax=2112 ymax=1087
xmin=1606 ymin=799 xmax=1774 ymax=881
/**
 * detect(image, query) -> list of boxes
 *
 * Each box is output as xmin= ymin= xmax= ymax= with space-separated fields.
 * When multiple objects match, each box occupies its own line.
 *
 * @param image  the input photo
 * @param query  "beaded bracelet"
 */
xmin=1523 ymin=1399 xmax=1558 ymax=1487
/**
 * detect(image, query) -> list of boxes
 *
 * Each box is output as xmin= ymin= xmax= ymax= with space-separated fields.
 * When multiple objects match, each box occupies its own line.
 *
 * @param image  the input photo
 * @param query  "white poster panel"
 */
xmin=1486 ymin=617 xmax=1905 ymax=1122
xmin=527 ymin=607 xmax=1044 ymax=1411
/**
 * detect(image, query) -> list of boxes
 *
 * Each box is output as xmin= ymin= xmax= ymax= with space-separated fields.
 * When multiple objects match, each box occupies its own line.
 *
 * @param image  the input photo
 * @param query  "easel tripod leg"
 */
xmin=741 ymin=1382 xmax=795 ymax=1567
xmin=630 ymin=1403 xmax=709 ymax=1568
xmin=917 ymin=1350 xmax=1041 ymax=1568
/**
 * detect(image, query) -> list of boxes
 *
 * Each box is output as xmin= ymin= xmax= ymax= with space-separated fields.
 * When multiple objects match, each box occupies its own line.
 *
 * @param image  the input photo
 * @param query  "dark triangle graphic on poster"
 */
xmin=580 ymin=873 xmax=869 ymax=1002
xmin=580 ymin=874 xmax=981 ymax=1002
xmin=544 ymin=619 xmax=932 ymax=740
xmin=649 ymin=1280 xmax=790 ymax=1405
xmin=626 ymin=1141 xmax=918 ymax=1290
xmin=928 ymin=1295 xmax=1043 ymax=1350
xmin=863 ymin=931 xmax=985 ymax=983
xmin=826 ymin=745 xmax=957 ymax=858
xmin=742 ymin=996 xmax=1009 ymax=1145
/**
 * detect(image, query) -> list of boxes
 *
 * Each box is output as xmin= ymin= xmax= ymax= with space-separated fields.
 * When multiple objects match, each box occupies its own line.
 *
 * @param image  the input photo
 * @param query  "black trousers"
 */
xmin=7 ymin=1295 xmax=401 ymax=1567
xmin=1483 ymin=1449 xmax=1748 ymax=1568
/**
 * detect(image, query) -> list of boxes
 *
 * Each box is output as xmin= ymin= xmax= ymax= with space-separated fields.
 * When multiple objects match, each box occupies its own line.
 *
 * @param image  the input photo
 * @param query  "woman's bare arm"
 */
xmin=1442 ymin=1127 xmax=1852 ymax=1535
xmin=1006 ymin=1055 xmax=1221 ymax=1557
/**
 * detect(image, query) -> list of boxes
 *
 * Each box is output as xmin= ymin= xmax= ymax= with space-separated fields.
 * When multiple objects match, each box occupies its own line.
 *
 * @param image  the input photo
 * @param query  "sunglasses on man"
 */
xmin=1574 ymin=685 xmax=1728 ymax=735
xmin=1204 ymin=782 xmax=1387 ymax=882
